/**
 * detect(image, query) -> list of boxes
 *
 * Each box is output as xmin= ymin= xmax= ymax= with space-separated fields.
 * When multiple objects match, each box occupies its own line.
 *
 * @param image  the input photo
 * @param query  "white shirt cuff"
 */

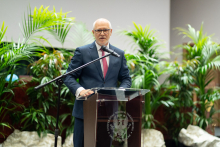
xmin=75 ymin=87 xmax=85 ymax=97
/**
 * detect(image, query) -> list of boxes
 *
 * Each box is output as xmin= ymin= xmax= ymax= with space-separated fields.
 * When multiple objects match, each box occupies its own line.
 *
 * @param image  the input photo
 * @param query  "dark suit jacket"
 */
xmin=64 ymin=41 xmax=131 ymax=119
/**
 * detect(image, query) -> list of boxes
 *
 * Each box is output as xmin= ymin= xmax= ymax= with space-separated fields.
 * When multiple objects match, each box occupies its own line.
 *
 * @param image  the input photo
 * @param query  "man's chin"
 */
xmin=97 ymin=41 xmax=108 ymax=46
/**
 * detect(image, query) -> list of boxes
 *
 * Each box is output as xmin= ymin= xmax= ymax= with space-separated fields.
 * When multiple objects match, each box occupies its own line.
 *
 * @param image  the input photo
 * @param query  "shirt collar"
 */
xmin=95 ymin=41 xmax=110 ymax=51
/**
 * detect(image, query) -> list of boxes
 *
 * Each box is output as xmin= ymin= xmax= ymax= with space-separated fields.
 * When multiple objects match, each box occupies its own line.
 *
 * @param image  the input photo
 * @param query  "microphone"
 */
xmin=101 ymin=46 xmax=120 ymax=57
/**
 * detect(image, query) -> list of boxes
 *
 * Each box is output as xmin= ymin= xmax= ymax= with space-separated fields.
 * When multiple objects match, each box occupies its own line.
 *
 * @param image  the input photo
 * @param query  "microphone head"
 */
xmin=101 ymin=45 xmax=120 ymax=57
xmin=101 ymin=45 xmax=107 ymax=51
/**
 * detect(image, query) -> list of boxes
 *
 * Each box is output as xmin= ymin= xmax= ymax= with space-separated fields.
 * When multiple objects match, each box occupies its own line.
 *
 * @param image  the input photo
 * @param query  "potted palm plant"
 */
xmin=176 ymin=23 xmax=220 ymax=131
xmin=0 ymin=21 xmax=31 ymax=142
xmin=16 ymin=4 xmax=74 ymax=135
xmin=121 ymin=22 xmax=175 ymax=147
xmin=164 ymin=61 xmax=194 ymax=145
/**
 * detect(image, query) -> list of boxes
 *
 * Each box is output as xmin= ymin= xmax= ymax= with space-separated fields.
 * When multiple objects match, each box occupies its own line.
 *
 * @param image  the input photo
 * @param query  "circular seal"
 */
xmin=107 ymin=111 xmax=134 ymax=142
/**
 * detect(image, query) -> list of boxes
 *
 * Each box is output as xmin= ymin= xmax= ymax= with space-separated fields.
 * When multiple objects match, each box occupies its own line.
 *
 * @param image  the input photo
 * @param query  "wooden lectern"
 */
xmin=77 ymin=87 xmax=149 ymax=147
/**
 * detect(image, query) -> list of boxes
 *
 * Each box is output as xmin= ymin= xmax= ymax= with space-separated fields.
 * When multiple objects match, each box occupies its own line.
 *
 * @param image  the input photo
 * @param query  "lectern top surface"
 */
xmin=76 ymin=87 xmax=149 ymax=101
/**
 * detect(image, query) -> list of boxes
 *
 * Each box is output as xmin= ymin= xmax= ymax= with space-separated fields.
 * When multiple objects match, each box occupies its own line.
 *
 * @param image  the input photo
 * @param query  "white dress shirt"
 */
xmin=75 ymin=42 xmax=110 ymax=97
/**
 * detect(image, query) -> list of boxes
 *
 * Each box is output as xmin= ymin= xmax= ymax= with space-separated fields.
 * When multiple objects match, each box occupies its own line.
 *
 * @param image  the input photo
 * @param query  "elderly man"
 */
xmin=64 ymin=18 xmax=131 ymax=147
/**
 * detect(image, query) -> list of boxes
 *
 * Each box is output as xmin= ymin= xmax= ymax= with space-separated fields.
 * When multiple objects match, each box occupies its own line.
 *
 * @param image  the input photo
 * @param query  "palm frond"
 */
xmin=175 ymin=23 xmax=211 ymax=60
xmin=0 ymin=21 xmax=8 ymax=44
xmin=71 ymin=22 xmax=94 ymax=48
xmin=120 ymin=22 xmax=164 ymax=58
xmin=22 ymin=5 xmax=74 ymax=46
xmin=0 ymin=41 xmax=38 ymax=71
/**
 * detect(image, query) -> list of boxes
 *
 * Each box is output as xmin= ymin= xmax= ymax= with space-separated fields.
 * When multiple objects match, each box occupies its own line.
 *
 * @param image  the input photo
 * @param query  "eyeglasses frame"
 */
xmin=94 ymin=29 xmax=111 ymax=34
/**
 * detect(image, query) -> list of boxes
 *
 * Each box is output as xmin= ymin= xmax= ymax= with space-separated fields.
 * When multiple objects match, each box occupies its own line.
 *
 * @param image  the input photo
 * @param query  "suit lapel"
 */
xmin=105 ymin=44 xmax=116 ymax=80
xmin=89 ymin=42 xmax=104 ymax=80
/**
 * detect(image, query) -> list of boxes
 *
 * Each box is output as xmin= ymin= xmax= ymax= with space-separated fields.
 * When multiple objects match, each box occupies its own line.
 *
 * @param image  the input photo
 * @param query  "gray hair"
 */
xmin=93 ymin=18 xmax=112 ymax=30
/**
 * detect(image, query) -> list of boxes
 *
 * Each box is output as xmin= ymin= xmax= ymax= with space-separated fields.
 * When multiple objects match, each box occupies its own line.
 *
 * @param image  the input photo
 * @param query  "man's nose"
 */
xmin=100 ymin=31 xmax=105 ymax=35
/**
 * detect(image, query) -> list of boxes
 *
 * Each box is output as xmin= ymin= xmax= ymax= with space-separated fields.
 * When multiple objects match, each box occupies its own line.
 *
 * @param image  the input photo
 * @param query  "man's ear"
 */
xmin=110 ymin=29 xmax=113 ymax=36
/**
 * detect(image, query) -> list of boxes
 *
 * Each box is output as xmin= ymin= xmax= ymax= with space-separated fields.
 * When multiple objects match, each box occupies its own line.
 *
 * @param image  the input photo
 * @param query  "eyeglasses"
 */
xmin=94 ymin=29 xmax=111 ymax=34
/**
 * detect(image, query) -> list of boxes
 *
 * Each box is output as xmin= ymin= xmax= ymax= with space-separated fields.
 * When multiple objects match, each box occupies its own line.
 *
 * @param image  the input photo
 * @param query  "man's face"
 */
xmin=92 ymin=20 xmax=112 ymax=46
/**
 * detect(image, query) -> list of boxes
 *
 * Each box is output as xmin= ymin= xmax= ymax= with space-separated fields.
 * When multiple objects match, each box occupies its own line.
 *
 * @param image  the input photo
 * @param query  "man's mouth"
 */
xmin=99 ymin=37 xmax=106 ymax=40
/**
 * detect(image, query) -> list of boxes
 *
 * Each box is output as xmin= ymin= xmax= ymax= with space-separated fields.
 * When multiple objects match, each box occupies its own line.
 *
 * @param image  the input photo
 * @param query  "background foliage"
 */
xmin=176 ymin=23 xmax=220 ymax=130
xmin=0 ymin=5 xmax=75 ymax=138
xmin=123 ymin=22 xmax=175 ymax=130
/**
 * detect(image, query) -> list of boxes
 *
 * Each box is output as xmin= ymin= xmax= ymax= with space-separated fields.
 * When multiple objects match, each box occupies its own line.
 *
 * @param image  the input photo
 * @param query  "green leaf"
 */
xmin=32 ymin=112 xmax=37 ymax=121
xmin=199 ymin=119 xmax=204 ymax=128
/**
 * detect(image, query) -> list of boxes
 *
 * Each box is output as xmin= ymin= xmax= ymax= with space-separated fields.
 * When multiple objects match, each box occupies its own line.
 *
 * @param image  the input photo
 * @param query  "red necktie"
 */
xmin=101 ymin=49 xmax=108 ymax=78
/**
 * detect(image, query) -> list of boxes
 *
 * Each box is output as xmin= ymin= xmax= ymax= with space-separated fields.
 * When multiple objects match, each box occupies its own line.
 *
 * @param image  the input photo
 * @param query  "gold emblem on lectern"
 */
xmin=107 ymin=111 xmax=134 ymax=142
